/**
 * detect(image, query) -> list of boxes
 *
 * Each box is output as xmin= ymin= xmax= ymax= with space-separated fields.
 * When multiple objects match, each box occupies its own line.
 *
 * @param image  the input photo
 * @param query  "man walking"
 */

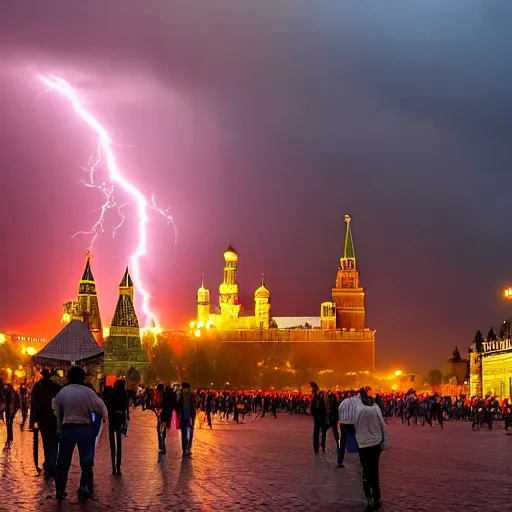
xmin=338 ymin=388 xmax=366 ymax=467
xmin=178 ymin=382 xmax=196 ymax=456
xmin=310 ymin=382 xmax=327 ymax=454
xmin=53 ymin=366 xmax=108 ymax=501
xmin=29 ymin=369 xmax=61 ymax=478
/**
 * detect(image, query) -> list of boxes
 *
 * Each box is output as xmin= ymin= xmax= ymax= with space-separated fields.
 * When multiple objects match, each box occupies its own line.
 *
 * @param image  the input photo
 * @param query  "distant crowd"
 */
xmin=1 ymin=370 xmax=511 ymax=510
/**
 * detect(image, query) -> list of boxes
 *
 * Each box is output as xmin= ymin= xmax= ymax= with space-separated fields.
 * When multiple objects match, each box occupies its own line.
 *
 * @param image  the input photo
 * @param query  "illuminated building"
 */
xmin=103 ymin=267 xmax=148 ymax=377
xmin=191 ymin=215 xmax=376 ymax=382
xmin=197 ymin=246 xmax=271 ymax=330
xmin=62 ymin=250 xmax=103 ymax=344
xmin=469 ymin=322 xmax=512 ymax=397
xmin=330 ymin=215 xmax=366 ymax=330
xmin=0 ymin=333 xmax=47 ymax=359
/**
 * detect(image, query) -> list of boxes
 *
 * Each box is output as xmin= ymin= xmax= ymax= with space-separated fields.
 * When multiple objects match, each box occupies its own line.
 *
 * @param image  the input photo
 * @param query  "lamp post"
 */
xmin=504 ymin=288 xmax=512 ymax=338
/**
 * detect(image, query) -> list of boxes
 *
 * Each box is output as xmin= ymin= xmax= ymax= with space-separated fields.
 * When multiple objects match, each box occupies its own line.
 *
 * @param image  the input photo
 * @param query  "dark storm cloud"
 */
xmin=1 ymin=1 xmax=512 ymax=371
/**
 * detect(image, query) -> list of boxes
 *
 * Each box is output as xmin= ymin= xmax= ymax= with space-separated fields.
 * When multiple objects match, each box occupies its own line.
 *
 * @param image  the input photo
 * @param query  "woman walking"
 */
xmin=354 ymin=389 xmax=389 ymax=510
xmin=104 ymin=379 xmax=128 ymax=475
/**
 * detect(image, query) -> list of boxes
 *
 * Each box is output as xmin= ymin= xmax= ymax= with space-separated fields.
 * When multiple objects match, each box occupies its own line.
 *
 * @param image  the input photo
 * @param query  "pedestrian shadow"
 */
xmin=175 ymin=456 xmax=197 ymax=508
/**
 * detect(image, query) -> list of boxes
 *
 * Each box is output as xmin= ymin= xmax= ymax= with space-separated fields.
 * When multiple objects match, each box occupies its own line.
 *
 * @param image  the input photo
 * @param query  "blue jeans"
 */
xmin=56 ymin=425 xmax=95 ymax=495
xmin=179 ymin=417 xmax=194 ymax=453
xmin=5 ymin=410 xmax=14 ymax=442
xmin=40 ymin=422 xmax=58 ymax=475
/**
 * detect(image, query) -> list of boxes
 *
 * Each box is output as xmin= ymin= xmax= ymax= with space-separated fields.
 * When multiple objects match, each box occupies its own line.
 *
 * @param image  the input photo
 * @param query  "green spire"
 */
xmin=343 ymin=215 xmax=356 ymax=261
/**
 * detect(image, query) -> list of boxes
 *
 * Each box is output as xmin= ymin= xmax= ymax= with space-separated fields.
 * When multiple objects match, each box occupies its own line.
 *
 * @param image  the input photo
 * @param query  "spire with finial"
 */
xmin=81 ymin=249 xmax=95 ymax=282
xmin=255 ymin=272 xmax=270 ymax=299
xmin=335 ymin=214 xmax=358 ymax=286
xmin=119 ymin=266 xmax=134 ymax=301
xmin=343 ymin=214 xmax=356 ymax=262
xmin=119 ymin=266 xmax=134 ymax=288
xmin=197 ymin=273 xmax=210 ymax=304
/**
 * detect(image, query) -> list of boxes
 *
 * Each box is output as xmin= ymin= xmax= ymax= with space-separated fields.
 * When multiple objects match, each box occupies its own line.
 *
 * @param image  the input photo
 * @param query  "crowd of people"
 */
xmin=0 ymin=369 xmax=196 ymax=502
xmin=2 ymin=369 xmax=512 ymax=509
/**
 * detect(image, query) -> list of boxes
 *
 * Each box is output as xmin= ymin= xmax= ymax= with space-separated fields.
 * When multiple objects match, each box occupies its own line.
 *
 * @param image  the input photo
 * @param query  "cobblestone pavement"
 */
xmin=0 ymin=411 xmax=510 ymax=512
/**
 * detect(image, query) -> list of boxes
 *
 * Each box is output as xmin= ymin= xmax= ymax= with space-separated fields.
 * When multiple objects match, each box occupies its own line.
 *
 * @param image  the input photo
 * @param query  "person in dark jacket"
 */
xmin=103 ymin=379 xmax=128 ymax=474
xmin=158 ymin=385 xmax=177 ymax=455
xmin=325 ymin=391 xmax=341 ymax=465
xmin=178 ymin=382 xmax=196 ymax=456
xmin=29 ymin=369 xmax=61 ymax=477
xmin=1 ymin=372 xmax=20 ymax=447
xmin=310 ymin=382 xmax=327 ymax=454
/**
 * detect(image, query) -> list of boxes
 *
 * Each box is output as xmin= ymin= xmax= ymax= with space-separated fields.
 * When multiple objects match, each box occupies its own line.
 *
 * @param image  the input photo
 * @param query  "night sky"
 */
xmin=1 ymin=1 xmax=512 ymax=373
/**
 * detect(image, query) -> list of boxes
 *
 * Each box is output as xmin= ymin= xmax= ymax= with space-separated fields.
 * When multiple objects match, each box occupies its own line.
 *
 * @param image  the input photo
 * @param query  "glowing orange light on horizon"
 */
xmin=395 ymin=370 xmax=402 ymax=377
xmin=194 ymin=329 xmax=201 ymax=338
xmin=505 ymin=287 xmax=512 ymax=299
xmin=0 ymin=333 xmax=5 ymax=344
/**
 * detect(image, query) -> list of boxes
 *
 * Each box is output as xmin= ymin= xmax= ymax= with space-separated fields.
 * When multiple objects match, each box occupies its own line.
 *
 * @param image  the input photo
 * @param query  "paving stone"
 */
xmin=0 ymin=411 xmax=509 ymax=511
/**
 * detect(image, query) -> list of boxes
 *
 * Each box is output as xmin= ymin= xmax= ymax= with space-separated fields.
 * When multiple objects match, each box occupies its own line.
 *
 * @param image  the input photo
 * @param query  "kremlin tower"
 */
xmin=62 ymin=250 xmax=103 ymax=344
xmin=103 ymin=267 xmax=147 ymax=377
xmin=331 ymin=215 xmax=367 ymax=330
xmin=108 ymin=267 xmax=141 ymax=347
xmin=197 ymin=275 xmax=211 ymax=326
xmin=218 ymin=245 xmax=242 ymax=321
xmin=254 ymin=275 xmax=271 ymax=329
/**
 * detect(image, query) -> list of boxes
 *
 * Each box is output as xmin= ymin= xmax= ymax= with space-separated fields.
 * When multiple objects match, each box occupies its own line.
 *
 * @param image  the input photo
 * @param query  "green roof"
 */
xmin=343 ymin=216 xmax=356 ymax=260
xmin=111 ymin=294 xmax=139 ymax=328
xmin=119 ymin=266 xmax=133 ymax=288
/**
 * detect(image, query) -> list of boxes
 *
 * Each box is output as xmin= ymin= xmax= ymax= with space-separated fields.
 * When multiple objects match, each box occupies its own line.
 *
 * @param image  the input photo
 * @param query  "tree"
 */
xmin=126 ymin=366 xmax=141 ymax=385
xmin=149 ymin=339 xmax=177 ymax=384
xmin=0 ymin=341 xmax=22 ymax=375
xmin=427 ymin=368 xmax=443 ymax=386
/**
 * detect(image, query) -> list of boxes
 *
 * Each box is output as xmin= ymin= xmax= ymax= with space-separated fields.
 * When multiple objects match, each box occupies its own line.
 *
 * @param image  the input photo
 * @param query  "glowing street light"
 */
xmin=395 ymin=370 xmax=402 ymax=377
xmin=505 ymin=287 xmax=512 ymax=299
xmin=194 ymin=329 xmax=201 ymax=338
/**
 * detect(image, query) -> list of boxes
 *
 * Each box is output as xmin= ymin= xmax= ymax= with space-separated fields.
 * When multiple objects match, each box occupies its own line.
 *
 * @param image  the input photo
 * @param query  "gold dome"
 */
xmin=224 ymin=245 xmax=238 ymax=262
xmin=255 ymin=284 xmax=270 ymax=299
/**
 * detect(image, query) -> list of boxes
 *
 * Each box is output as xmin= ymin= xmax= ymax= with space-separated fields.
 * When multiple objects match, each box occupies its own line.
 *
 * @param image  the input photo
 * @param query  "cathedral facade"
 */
xmin=195 ymin=245 xmax=271 ymax=331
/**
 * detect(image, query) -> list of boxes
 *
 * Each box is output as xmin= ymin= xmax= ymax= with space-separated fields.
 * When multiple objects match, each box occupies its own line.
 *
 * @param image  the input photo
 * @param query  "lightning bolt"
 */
xmin=38 ymin=74 xmax=176 ymax=329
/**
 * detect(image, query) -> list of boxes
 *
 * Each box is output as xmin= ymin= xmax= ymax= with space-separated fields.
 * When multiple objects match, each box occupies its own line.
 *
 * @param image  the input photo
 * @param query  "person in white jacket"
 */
xmin=354 ymin=390 xmax=390 ymax=510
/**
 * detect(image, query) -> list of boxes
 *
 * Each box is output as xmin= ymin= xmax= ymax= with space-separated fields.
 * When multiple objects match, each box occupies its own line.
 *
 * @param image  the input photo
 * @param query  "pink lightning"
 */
xmin=38 ymin=74 xmax=175 ymax=329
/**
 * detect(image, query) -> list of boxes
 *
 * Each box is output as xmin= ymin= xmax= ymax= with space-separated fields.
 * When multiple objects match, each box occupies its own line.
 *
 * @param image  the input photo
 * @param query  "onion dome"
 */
xmin=254 ymin=274 xmax=270 ymax=299
xmin=224 ymin=245 xmax=238 ymax=262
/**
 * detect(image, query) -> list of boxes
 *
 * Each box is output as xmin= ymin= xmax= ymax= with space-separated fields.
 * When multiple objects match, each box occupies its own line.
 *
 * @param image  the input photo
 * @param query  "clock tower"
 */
xmin=331 ymin=215 xmax=366 ymax=330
